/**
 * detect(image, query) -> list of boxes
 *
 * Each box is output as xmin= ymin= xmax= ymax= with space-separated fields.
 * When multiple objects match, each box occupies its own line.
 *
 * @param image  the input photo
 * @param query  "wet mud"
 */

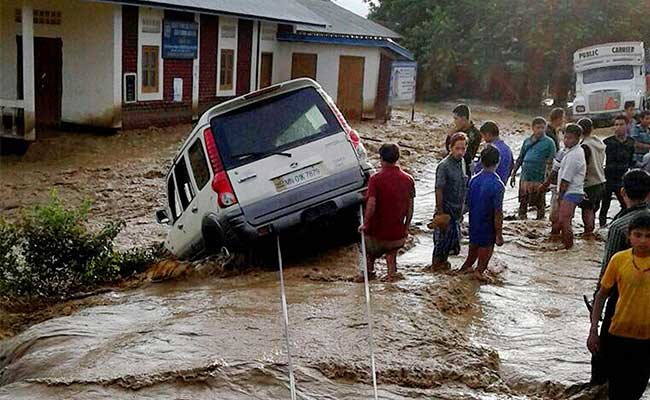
xmin=0 ymin=103 xmax=639 ymax=399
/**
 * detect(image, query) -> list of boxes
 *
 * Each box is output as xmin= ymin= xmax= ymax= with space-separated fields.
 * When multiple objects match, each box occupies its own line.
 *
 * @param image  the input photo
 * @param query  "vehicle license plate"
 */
xmin=273 ymin=164 xmax=322 ymax=192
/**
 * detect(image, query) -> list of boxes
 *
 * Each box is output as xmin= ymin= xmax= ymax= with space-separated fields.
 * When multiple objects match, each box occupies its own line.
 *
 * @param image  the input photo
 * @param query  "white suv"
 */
xmin=156 ymin=78 xmax=373 ymax=259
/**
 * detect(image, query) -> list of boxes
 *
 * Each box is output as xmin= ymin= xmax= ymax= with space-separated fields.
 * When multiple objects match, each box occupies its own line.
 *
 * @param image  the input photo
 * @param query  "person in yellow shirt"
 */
xmin=589 ymin=214 xmax=650 ymax=399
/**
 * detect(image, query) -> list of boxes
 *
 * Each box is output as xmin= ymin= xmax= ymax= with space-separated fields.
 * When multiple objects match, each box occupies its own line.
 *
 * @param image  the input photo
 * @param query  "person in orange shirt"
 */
xmin=589 ymin=214 xmax=650 ymax=399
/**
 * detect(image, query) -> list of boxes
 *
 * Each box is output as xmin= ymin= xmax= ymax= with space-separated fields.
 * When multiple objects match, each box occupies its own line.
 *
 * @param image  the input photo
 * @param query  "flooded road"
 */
xmin=0 ymin=104 xmax=639 ymax=399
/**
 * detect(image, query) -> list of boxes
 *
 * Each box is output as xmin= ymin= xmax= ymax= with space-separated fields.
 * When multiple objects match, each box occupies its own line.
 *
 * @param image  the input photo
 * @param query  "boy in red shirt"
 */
xmin=359 ymin=143 xmax=415 ymax=282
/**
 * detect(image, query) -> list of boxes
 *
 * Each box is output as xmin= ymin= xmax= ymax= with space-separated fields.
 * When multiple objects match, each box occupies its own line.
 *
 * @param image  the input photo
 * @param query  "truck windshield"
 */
xmin=583 ymin=65 xmax=634 ymax=84
xmin=210 ymin=87 xmax=343 ymax=169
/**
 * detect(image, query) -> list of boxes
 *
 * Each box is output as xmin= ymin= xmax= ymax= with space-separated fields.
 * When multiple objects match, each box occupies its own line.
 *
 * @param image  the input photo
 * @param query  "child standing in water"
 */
xmin=589 ymin=214 xmax=650 ymax=400
xmin=553 ymin=123 xmax=586 ymax=249
xmin=459 ymin=145 xmax=505 ymax=280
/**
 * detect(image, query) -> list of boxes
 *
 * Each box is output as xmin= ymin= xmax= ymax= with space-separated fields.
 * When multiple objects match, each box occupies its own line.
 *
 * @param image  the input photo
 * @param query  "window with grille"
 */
xmin=221 ymin=24 xmax=236 ymax=38
xmin=220 ymin=49 xmax=234 ymax=91
xmin=142 ymin=46 xmax=159 ymax=93
xmin=261 ymin=25 xmax=276 ymax=41
xmin=15 ymin=9 xmax=62 ymax=25
xmin=142 ymin=17 xmax=161 ymax=33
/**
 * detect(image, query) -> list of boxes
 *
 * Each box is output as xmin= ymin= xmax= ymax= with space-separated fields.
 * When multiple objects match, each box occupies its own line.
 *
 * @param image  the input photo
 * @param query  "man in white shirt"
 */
xmin=553 ymin=123 xmax=587 ymax=249
xmin=578 ymin=118 xmax=606 ymax=238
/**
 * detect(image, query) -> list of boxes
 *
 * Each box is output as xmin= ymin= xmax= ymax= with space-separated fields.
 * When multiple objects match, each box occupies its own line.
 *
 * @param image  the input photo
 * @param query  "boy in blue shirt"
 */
xmin=459 ymin=145 xmax=505 ymax=280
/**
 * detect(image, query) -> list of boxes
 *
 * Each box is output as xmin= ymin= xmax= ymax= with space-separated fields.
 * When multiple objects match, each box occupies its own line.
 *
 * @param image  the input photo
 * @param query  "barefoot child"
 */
xmin=589 ymin=214 xmax=650 ymax=399
xmin=359 ymin=143 xmax=415 ymax=282
xmin=552 ymin=123 xmax=586 ymax=249
xmin=459 ymin=145 xmax=505 ymax=280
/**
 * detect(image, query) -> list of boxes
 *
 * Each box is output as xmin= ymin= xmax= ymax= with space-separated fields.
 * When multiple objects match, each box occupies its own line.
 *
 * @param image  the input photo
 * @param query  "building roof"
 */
xmin=91 ymin=0 xmax=328 ymax=27
xmin=294 ymin=0 xmax=400 ymax=39
xmin=278 ymin=32 xmax=414 ymax=60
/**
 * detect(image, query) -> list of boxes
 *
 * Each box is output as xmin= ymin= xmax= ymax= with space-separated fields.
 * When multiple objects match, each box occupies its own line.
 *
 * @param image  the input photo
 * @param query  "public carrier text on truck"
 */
xmin=572 ymin=41 xmax=649 ymax=122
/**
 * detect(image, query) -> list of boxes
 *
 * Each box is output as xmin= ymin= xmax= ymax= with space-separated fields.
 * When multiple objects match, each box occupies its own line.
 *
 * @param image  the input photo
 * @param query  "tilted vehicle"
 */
xmin=156 ymin=78 xmax=373 ymax=259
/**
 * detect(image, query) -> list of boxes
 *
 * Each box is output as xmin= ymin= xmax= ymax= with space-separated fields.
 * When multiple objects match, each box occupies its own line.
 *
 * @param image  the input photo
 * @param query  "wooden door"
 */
xmin=16 ymin=37 xmax=62 ymax=126
xmin=337 ymin=56 xmax=364 ymax=120
xmin=260 ymin=52 xmax=273 ymax=88
xmin=291 ymin=53 xmax=317 ymax=80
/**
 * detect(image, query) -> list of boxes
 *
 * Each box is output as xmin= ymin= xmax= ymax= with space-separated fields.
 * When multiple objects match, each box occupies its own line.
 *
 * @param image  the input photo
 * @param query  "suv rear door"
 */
xmin=210 ymin=86 xmax=364 ymax=226
xmin=167 ymin=153 xmax=203 ymax=257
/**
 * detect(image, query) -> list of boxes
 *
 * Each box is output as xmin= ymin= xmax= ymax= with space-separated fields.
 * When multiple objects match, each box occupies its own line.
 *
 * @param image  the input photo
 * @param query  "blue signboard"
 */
xmin=163 ymin=20 xmax=198 ymax=59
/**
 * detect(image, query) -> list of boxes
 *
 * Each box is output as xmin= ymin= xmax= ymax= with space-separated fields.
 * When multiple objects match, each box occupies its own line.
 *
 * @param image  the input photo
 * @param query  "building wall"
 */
xmin=199 ymin=14 xmax=218 ymax=105
xmin=375 ymin=50 xmax=393 ymax=121
xmin=0 ymin=0 xmax=394 ymax=130
xmin=236 ymin=19 xmax=253 ymax=95
xmin=122 ymin=6 xmax=196 ymax=129
xmin=0 ymin=0 xmax=116 ymax=127
xmin=258 ymin=22 xmax=281 ymax=87
xmin=275 ymin=42 xmax=381 ymax=116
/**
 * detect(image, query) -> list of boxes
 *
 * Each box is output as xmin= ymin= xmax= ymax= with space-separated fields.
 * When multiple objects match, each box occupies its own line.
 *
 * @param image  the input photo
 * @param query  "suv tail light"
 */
xmin=203 ymin=127 xmax=238 ymax=208
xmin=322 ymin=92 xmax=363 ymax=148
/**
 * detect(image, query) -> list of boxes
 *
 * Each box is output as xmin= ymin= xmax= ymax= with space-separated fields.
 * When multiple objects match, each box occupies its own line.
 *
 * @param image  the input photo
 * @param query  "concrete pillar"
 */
xmin=192 ymin=13 xmax=200 ymax=118
xmin=250 ymin=21 xmax=259 ymax=92
xmin=22 ymin=1 xmax=35 ymax=140
xmin=112 ymin=5 xmax=123 ymax=128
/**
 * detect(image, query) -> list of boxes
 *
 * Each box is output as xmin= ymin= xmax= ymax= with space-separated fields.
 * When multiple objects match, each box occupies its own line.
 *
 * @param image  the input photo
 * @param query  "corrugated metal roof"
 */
xmin=294 ymin=0 xmax=400 ymax=39
xmin=90 ymin=0 xmax=328 ymax=27
xmin=278 ymin=32 xmax=414 ymax=60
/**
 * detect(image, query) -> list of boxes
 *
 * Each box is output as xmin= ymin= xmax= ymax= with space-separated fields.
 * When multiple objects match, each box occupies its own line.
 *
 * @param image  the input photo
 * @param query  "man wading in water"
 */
xmin=578 ymin=118 xmax=606 ymax=239
xmin=599 ymin=115 xmax=635 ymax=227
xmin=432 ymin=133 xmax=468 ymax=270
xmin=358 ymin=143 xmax=415 ymax=282
xmin=510 ymin=117 xmax=556 ymax=220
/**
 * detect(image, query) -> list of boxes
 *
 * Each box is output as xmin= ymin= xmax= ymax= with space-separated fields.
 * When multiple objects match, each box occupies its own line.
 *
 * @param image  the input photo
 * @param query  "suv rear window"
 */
xmin=210 ymin=87 xmax=343 ymax=168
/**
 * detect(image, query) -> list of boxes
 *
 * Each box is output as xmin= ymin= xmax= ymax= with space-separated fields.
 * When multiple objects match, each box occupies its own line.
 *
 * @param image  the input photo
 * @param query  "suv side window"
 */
xmin=174 ymin=157 xmax=195 ymax=211
xmin=188 ymin=139 xmax=211 ymax=190
xmin=167 ymin=173 xmax=182 ymax=221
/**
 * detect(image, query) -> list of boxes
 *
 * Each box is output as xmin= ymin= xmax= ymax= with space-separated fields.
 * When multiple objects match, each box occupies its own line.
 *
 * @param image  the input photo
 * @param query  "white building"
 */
xmin=0 ymin=0 xmax=413 ymax=148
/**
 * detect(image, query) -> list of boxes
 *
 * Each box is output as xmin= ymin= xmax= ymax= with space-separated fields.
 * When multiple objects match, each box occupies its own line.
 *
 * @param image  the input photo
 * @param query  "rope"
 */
xmin=358 ymin=205 xmax=379 ymax=400
xmin=276 ymin=235 xmax=297 ymax=400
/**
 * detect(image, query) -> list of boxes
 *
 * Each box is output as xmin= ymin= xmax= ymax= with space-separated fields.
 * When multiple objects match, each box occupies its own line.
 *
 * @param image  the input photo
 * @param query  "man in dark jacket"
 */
xmin=599 ymin=115 xmax=635 ymax=227
xmin=445 ymin=104 xmax=480 ymax=173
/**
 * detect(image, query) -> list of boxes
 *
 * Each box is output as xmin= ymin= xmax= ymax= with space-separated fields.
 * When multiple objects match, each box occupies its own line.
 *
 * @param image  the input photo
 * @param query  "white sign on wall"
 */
xmin=173 ymin=78 xmax=183 ymax=102
xmin=389 ymin=61 xmax=417 ymax=107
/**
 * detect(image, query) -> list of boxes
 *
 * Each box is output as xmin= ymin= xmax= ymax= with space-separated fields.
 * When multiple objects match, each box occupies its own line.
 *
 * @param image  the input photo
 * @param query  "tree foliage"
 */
xmin=0 ymin=192 xmax=161 ymax=299
xmin=368 ymin=0 xmax=650 ymax=104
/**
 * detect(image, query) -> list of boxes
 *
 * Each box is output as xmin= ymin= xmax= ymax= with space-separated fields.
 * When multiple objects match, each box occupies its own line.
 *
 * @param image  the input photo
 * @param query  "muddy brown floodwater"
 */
xmin=0 ymin=103 xmax=645 ymax=399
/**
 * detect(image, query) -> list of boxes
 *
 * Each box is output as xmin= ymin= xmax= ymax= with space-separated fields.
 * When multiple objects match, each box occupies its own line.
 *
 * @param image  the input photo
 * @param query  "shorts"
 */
xmin=563 ymin=193 xmax=584 ymax=205
xmin=580 ymin=183 xmax=605 ymax=211
xmin=365 ymin=236 xmax=406 ymax=258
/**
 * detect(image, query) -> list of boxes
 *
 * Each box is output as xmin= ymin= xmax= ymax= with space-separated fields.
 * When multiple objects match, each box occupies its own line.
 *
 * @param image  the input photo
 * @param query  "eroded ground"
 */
xmin=0 ymin=103 xmax=631 ymax=399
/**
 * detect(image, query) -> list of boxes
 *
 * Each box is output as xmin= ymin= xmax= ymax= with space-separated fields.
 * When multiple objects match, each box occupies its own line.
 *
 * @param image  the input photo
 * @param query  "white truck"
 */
xmin=572 ymin=41 xmax=649 ymax=122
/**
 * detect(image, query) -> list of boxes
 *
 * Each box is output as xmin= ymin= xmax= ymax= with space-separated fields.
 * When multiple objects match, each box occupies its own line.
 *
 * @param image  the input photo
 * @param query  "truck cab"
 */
xmin=572 ymin=42 xmax=648 ymax=122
